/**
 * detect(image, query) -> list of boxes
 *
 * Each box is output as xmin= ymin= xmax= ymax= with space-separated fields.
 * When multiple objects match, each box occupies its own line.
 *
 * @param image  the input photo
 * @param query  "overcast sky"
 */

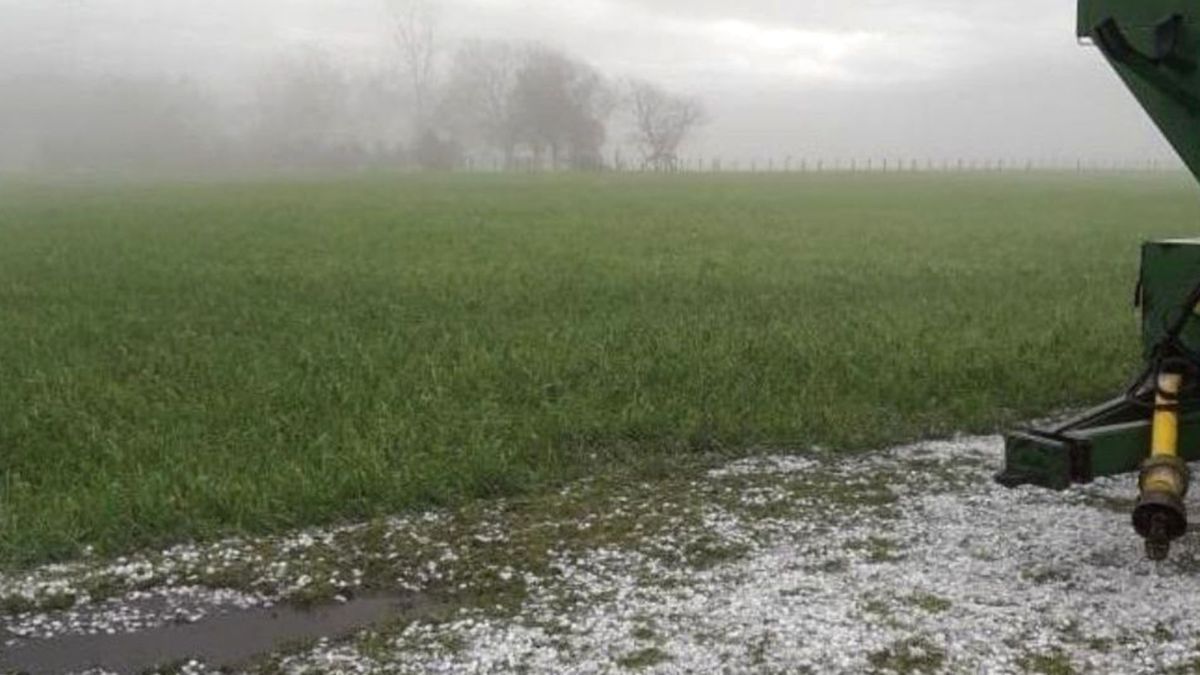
xmin=0 ymin=0 xmax=1182 ymax=165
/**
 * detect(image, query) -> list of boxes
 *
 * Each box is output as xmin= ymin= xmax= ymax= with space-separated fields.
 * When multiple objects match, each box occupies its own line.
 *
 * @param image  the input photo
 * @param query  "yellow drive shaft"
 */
xmin=1134 ymin=371 xmax=1191 ymax=561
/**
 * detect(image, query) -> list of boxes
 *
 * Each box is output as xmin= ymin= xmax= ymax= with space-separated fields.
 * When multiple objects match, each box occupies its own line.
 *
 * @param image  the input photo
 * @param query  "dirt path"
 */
xmin=5 ymin=437 xmax=1200 ymax=673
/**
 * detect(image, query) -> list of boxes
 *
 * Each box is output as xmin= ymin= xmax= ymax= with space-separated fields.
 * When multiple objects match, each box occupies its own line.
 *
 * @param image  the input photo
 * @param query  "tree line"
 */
xmin=0 ymin=0 xmax=707 ymax=174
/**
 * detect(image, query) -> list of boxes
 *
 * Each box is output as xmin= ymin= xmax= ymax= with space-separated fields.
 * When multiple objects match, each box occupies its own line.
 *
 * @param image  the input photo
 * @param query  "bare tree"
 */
xmin=386 ymin=0 xmax=438 ymax=131
xmin=625 ymin=79 xmax=706 ymax=171
xmin=441 ymin=40 xmax=528 ymax=166
xmin=510 ymin=47 xmax=615 ymax=170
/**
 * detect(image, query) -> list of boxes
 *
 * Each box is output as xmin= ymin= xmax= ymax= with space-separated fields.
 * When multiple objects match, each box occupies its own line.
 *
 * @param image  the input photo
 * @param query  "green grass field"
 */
xmin=2 ymin=172 xmax=1198 ymax=566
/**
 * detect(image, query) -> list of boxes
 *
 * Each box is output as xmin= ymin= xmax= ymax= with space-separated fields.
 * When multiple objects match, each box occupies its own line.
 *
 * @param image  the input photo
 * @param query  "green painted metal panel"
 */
xmin=1078 ymin=420 xmax=1151 ymax=478
xmin=1079 ymin=413 xmax=1200 ymax=473
xmin=1080 ymin=0 xmax=1200 ymax=35
xmin=1002 ymin=432 xmax=1073 ymax=490
xmin=1141 ymin=239 xmax=1200 ymax=358
xmin=1078 ymin=0 xmax=1200 ymax=181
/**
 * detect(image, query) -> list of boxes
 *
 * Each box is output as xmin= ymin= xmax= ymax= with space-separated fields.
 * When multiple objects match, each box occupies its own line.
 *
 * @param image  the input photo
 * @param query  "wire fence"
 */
xmin=461 ymin=156 xmax=1185 ymax=174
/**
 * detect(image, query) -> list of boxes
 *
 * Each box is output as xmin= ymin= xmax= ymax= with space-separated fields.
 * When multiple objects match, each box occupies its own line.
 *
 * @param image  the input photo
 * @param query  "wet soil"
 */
xmin=0 ymin=593 xmax=429 ymax=674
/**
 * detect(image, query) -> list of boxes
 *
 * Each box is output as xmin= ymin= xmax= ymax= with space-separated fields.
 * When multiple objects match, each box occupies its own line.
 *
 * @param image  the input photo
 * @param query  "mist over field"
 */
xmin=12 ymin=3 xmax=1200 ymax=672
xmin=0 ymin=0 xmax=1185 ymax=174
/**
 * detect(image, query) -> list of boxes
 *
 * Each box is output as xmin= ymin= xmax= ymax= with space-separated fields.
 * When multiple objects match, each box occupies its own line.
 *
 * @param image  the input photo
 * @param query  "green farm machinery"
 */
xmin=997 ymin=0 xmax=1200 ymax=560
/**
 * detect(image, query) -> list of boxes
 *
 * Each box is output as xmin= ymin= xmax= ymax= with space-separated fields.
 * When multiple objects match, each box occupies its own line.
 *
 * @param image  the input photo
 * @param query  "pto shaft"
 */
xmin=1134 ymin=371 xmax=1190 ymax=561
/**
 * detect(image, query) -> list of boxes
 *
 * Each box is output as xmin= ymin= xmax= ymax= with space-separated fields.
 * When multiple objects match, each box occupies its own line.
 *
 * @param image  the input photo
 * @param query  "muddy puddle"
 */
xmin=1 ymin=593 xmax=430 ymax=674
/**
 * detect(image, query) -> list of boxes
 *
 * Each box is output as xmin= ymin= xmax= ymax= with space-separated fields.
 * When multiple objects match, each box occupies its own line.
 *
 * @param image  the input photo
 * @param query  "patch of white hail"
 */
xmin=278 ymin=437 xmax=1200 ymax=674
xmin=8 ymin=436 xmax=1200 ymax=673
xmin=706 ymin=454 xmax=820 ymax=479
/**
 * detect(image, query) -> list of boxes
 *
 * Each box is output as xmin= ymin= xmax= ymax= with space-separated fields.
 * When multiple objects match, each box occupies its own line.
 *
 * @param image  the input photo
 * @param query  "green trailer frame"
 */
xmin=1002 ymin=239 xmax=1200 ymax=489
xmin=1001 ymin=398 xmax=1200 ymax=490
